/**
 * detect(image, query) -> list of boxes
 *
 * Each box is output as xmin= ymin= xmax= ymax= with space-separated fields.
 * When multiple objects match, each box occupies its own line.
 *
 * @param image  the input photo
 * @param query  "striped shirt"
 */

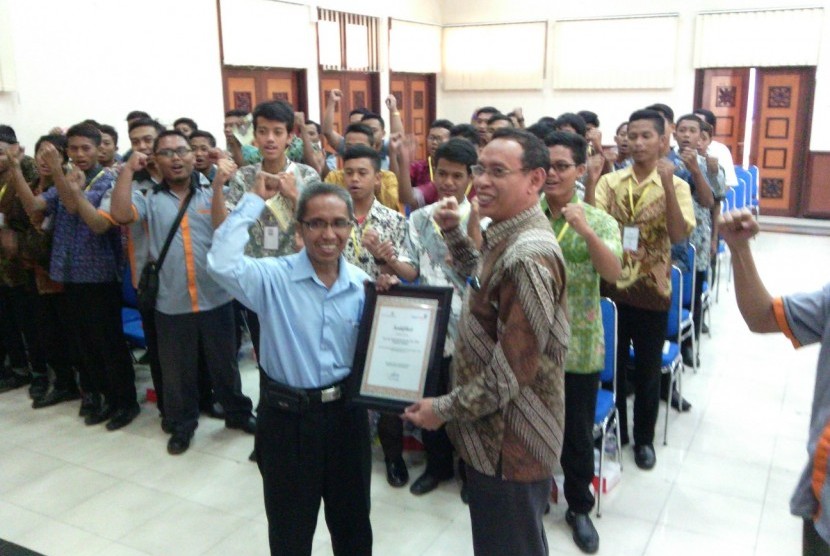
xmin=433 ymin=205 xmax=569 ymax=482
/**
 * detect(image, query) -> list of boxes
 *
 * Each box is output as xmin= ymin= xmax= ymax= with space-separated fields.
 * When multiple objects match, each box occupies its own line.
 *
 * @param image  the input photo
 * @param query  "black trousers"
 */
xmin=64 ymin=282 xmax=136 ymax=410
xmin=255 ymin=381 xmax=372 ymax=556
xmin=804 ymin=519 xmax=830 ymax=556
xmin=615 ymin=303 xmax=667 ymax=446
xmin=562 ymin=371 xmax=599 ymax=513
xmin=0 ymin=284 xmax=47 ymax=376
xmin=155 ymin=302 xmax=253 ymax=434
xmin=422 ymin=355 xmax=455 ymax=477
xmin=34 ymin=291 xmax=78 ymax=391
xmin=467 ymin=465 xmax=551 ymax=556
xmin=0 ymin=285 xmax=32 ymax=371
xmin=138 ymin=305 xmax=164 ymax=415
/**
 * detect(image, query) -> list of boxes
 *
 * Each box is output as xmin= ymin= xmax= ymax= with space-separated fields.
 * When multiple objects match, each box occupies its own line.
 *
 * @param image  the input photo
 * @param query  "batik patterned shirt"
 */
xmin=343 ymin=198 xmax=411 ymax=279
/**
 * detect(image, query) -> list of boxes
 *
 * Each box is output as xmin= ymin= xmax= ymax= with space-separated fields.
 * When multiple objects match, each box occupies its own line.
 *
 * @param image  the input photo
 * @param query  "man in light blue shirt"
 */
xmin=208 ymin=181 xmax=375 ymax=556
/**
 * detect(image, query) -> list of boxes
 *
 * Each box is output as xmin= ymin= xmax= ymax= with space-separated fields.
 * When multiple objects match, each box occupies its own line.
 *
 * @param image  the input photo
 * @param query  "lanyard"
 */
xmin=84 ymin=169 xmax=106 ymax=192
xmin=0 ymin=184 xmax=7 ymax=203
xmin=428 ymin=156 xmax=433 ymax=182
xmin=350 ymin=217 xmax=372 ymax=262
xmin=431 ymin=200 xmax=472 ymax=235
xmin=556 ymin=222 xmax=570 ymax=243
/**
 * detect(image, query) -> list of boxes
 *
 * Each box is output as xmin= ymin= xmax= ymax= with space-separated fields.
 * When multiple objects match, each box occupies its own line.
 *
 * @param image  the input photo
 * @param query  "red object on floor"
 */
xmin=146 ymin=388 xmax=157 ymax=403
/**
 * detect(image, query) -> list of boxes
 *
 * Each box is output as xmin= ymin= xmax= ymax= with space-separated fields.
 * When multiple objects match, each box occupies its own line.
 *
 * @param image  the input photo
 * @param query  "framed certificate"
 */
xmin=347 ymin=283 xmax=453 ymax=413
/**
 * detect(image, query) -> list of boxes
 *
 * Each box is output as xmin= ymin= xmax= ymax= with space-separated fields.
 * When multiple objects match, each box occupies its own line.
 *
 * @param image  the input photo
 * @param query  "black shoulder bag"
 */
xmin=137 ymin=188 xmax=196 ymax=314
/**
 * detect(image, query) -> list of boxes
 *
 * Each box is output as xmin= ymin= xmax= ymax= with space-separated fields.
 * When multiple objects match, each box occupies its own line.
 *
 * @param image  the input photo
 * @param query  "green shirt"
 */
xmin=541 ymin=194 xmax=622 ymax=374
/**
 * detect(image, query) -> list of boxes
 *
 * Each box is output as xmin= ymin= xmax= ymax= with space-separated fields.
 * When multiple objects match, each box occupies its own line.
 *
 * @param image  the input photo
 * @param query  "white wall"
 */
xmin=0 ymin=0 xmax=225 ymax=152
xmin=437 ymin=0 xmax=830 ymax=151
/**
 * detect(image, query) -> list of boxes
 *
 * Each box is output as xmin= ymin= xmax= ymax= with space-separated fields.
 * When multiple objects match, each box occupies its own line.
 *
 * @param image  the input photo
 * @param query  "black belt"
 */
xmin=259 ymin=376 xmax=344 ymax=414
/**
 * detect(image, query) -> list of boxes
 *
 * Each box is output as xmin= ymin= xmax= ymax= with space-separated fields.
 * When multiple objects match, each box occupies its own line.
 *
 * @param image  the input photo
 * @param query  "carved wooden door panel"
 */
xmin=222 ymin=67 xmax=306 ymax=115
xmin=750 ymin=67 xmax=815 ymax=216
xmin=319 ymin=71 xmax=377 ymax=151
xmin=697 ymin=68 xmax=749 ymax=164
xmin=225 ymin=75 xmax=258 ymax=114
xmin=390 ymin=73 xmax=435 ymax=163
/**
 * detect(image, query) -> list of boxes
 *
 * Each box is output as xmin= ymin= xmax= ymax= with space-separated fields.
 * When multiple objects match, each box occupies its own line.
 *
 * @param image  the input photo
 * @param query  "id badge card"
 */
xmin=263 ymin=226 xmax=280 ymax=250
xmin=623 ymin=225 xmax=639 ymax=252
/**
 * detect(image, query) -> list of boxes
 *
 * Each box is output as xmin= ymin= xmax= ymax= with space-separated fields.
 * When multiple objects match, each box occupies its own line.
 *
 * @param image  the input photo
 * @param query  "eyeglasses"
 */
xmin=299 ymin=218 xmax=354 ymax=231
xmin=548 ymin=162 xmax=577 ymax=174
xmin=470 ymin=164 xmax=527 ymax=179
xmin=155 ymin=147 xmax=192 ymax=158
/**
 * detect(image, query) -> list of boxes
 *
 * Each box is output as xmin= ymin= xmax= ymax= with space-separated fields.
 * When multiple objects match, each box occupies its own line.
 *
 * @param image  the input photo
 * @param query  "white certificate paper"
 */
xmin=360 ymin=296 xmax=438 ymax=402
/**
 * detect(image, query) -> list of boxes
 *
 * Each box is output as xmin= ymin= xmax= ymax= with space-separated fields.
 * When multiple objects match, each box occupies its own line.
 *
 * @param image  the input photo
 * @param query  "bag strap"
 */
xmin=155 ymin=187 xmax=196 ymax=271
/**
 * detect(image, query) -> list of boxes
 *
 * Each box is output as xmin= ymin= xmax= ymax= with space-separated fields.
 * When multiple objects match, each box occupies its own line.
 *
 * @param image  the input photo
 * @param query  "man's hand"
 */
xmin=388 ymin=132 xmax=403 ymax=154
xmin=718 ymin=208 xmax=758 ymax=249
xmin=374 ymin=274 xmax=400 ymax=292
xmin=328 ymin=89 xmax=343 ymax=105
xmin=208 ymin=148 xmax=226 ymax=164
xmin=679 ymin=147 xmax=700 ymax=172
xmin=127 ymin=151 xmax=149 ymax=173
xmin=586 ymin=153 xmax=604 ymax=184
xmin=4 ymin=144 xmax=22 ymax=170
xmin=361 ymin=228 xmax=382 ymax=257
xmin=561 ymin=202 xmax=591 ymax=237
xmin=294 ymin=111 xmax=306 ymax=135
xmin=385 ymin=94 xmax=398 ymax=113
xmin=403 ymin=398 xmax=445 ymax=430
xmin=253 ymin=172 xmax=280 ymax=201
xmin=433 ymin=197 xmax=461 ymax=232
xmin=705 ymin=155 xmax=719 ymax=175
xmin=656 ymin=158 xmax=676 ymax=185
xmin=586 ymin=127 xmax=603 ymax=152
xmin=214 ymin=158 xmax=238 ymax=185
xmin=65 ymin=167 xmax=85 ymax=197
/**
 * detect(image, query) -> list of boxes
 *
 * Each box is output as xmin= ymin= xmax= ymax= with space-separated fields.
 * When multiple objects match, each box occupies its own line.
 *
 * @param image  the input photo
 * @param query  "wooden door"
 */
xmin=222 ymin=67 xmax=307 ymax=115
xmin=390 ymin=73 xmax=436 ymax=163
xmin=318 ymin=71 xmax=379 ymax=150
xmin=750 ymin=67 xmax=815 ymax=216
xmin=695 ymin=68 xmax=750 ymax=164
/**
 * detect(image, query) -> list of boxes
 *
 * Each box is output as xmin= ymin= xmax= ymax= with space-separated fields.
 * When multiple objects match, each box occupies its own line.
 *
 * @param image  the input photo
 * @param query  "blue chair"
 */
xmin=734 ymin=166 xmax=753 ymax=209
xmin=594 ymin=298 xmax=621 ymax=517
xmin=628 ymin=266 xmax=684 ymax=445
xmin=748 ymin=165 xmax=760 ymax=216
xmin=120 ymin=262 xmax=146 ymax=354
xmin=676 ymin=243 xmax=697 ymax=373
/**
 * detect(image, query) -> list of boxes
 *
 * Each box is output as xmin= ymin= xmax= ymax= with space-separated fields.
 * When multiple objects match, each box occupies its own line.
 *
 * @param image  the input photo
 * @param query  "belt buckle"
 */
xmin=320 ymin=385 xmax=341 ymax=403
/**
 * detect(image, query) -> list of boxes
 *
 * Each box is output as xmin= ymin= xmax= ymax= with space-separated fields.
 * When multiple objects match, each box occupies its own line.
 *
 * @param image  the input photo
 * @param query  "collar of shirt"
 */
xmin=616 ymin=164 xmax=662 ymax=190
xmin=84 ymin=164 xmax=104 ymax=184
xmin=205 ymin=165 xmax=217 ymax=183
xmin=483 ymin=204 xmax=544 ymax=247
xmin=290 ymin=249 xmax=364 ymax=294
xmin=154 ymin=171 xmax=205 ymax=193
xmin=540 ymin=192 xmax=579 ymax=223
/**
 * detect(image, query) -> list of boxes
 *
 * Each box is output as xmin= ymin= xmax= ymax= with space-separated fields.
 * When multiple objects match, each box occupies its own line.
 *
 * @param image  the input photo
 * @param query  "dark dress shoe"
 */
xmin=410 ymin=472 xmax=450 ymax=495
xmin=161 ymin=419 xmax=174 ymax=434
xmin=84 ymin=404 xmax=114 ymax=426
xmin=226 ymin=415 xmax=257 ymax=434
xmin=0 ymin=371 xmax=31 ymax=393
xmin=28 ymin=376 xmax=49 ymax=400
xmin=32 ymin=388 xmax=80 ymax=409
xmin=167 ymin=431 xmax=194 ymax=455
xmin=106 ymin=404 xmax=140 ymax=431
xmin=634 ymin=444 xmax=656 ymax=470
xmin=79 ymin=393 xmax=99 ymax=417
xmin=385 ymin=457 xmax=409 ymax=487
xmin=670 ymin=389 xmax=692 ymax=412
xmin=203 ymin=402 xmax=226 ymax=419
xmin=566 ymin=510 xmax=599 ymax=554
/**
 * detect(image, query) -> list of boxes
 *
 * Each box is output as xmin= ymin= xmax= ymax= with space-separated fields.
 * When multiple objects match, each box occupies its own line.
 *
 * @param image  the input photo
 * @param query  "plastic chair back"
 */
xmin=734 ymin=166 xmax=752 ymax=208
xmin=599 ymin=298 xmax=617 ymax=384
xmin=666 ymin=266 xmax=683 ymax=339
xmin=682 ymin=243 xmax=696 ymax=309
xmin=122 ymin=260 xmax=138 ymax=308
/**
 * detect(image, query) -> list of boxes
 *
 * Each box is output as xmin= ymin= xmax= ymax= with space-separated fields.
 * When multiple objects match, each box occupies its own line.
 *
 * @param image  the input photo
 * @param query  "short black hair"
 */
xmin=153 ymin=130 xmax=189 ymax=152
xmin=449 ymin=124 xmax=479 ymax=145
xmin=306 ymin=120 xmax=322 ymax=136
xmin=80 ymin=119 xmax=101 ymax=128
xmin=344 ymin=123 xmax=374 ymax=144
xmin=128 ymin=118 xmax=165 ymax=134
xmin=189 ymin=130 xmax=217 ymax=148
xmin=487 ymin=114 xmax=513 ymax=127
xmin=173 ymin=117 xmax=198 ymax=131
xmin=526 ymin=122 xmax=556 ymax=140
xmin=349 ymin=107 xmax=371 ymax=119
xmin=434 ymin=138 xmax=477 ymax=176
xmin=430 ymin=119 xmax=454 ymax=133
xmin=361 ymin=112 xmax=385 ymax=131
xmin=0 ymin=124 xmax=18 ymax=144
xmin=225 ymin=109 xmax=249 ymax=118
xmin=34 ymin=134 xmax=68 ymax=162
xmin=252 ymin=100 xmax=294 ymax=130
xmin=474 ymin=106 xmax=499 ymax=119
xmin=296 ymin=181 xmax=354 ymax=222
xmin=577 ymin=110 xmax=600 ymax=128
xmin=490 ymin=128 xmax=549 ymax=172
xmin=98 ymin=124 xmax=118 ymax=145
xmin=694 ymin=108 xmax=717 ymax=128
xmin=676 ymin=113 xmax=705 ymax=130
xmin=126 ymin=110 xmax=150 ymax=122
xmin=615 ymin=121 xmax=629 ymax=135
xmin=629 ymin=109 xmax=665 ymax=136
xmin=66 ymin=123 xmax=102 ymax=146
xmin=543 ymin=131 xmax=587 ymax=166
xmin=537 ymin=116 xmax=557 ymax=127
xmin=645 ymin=103 xmax=674 ymax=124
xmin=554 ymin=113 xmax=587 ymax=138
xmin=343 ymin=144 xmax=381 ymax=172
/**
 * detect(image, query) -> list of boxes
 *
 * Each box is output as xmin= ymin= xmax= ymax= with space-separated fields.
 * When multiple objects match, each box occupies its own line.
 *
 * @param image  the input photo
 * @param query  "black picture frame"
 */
xmin=346 ymin=283 xmax=453 ymax=413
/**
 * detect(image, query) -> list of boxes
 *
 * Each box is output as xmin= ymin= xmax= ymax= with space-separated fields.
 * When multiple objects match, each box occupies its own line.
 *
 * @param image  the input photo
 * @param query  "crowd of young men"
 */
xmin=0 ymin=95 xmax=751 ymax=556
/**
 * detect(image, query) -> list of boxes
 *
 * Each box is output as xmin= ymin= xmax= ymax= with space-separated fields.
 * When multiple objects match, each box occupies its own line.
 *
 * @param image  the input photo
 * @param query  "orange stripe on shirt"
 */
xmin=180 ymin=213 xmax=200 ymax=313
xmin=97 ymin=209 xmax=119 ymax=226
xmin=772 ymin=297 xmax=801 ymax=348
xmin=812 ymin=421 xmax=830 ymax=521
